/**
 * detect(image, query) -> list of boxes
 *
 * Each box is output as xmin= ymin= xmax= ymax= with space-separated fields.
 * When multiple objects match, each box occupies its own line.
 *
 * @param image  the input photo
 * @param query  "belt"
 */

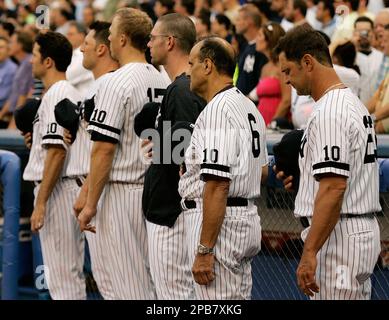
xmin=299 ymin=212 xmax=377 ymax=227
xmin=181 ymin=197 xmax=248 ymax=211
xmin=63 ymin=176 xmax=86 ymax=187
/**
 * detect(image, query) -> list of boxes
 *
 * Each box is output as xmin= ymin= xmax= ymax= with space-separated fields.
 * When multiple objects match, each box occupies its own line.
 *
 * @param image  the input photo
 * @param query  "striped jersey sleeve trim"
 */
xmin=42 ymin=134 xmax=63 ymax=141
xmin=312 ymin=161 xmax=350 ymax=171
xmin=200 ymin=163 xmax=230 ymax=172
xmin=89 ymin=121 xmax=121 ymax=134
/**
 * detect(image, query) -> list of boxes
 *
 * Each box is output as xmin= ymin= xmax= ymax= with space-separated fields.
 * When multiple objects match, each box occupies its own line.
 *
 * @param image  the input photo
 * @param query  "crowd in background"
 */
xmin=0 ymin=0 xmax=388 ymax=132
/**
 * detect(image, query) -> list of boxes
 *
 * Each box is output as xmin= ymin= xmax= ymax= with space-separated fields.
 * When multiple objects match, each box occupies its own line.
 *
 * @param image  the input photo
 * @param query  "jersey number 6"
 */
xmin=248 ymin=113 xmax=260 ymax=158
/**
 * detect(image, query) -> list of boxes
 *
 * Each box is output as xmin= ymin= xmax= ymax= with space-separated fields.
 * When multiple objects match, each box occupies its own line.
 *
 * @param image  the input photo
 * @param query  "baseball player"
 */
xmin=179 ymin=37 xmax=268 ymax=300
xmin=142 ymin=13 xmax=206 ymax=300
xmin=23 ymin=31 xmax=85 ymax=299
xmin=275 ymin=25 xmax=381 ymax=300
xmin=69 ymin=21 xmax=119 ymax=300
xmin=77 ymin=8 xmax=169 ymax=299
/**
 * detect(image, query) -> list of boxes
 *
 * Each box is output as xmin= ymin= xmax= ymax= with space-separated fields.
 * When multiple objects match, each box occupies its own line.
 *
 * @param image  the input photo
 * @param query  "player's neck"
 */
xmin=205 ymin=76 xmax=234 ymax=103
xmin=92 ymin=58 xmax=119 ymax=80
xmin=42 ymin=71 xmax=66 ymax=90
xmin=164 ymin=53 xmax=189 ymax=81
xmin=311 ymin=67 xmax=343 ymax=101
xmin=118 ymin=48 xmax=147 ymax=66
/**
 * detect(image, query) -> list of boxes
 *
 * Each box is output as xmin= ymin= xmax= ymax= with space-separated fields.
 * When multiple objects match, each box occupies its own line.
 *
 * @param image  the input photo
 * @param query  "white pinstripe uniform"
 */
xmin=70 ymin=72 xmax=116 ymax=299
xmin=296 ymin=88 xmax=381 ymax=300
xmin=87 ymin=62 xmax=169 ymax=299
xmin=23 ymin=80 xmax=85 ymax=300
xmin=179 ymin=86 xmax=268 ymax=300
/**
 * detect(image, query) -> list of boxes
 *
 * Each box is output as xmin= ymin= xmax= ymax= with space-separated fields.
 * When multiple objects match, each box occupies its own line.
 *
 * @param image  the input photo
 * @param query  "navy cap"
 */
xmin=134 ymin=102 xmax=160 ymax=137
xmin=14 ymin=98 xmax=41 ymax=133
xmin=54 ymin=98 xmax=80 ymax=143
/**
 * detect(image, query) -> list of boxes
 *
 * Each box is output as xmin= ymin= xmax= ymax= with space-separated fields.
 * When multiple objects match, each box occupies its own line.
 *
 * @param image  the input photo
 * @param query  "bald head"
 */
xmin=195 ymin=37 xmax=236 ymax=77
xmin=375 ymin=9 xmax=389 ymax=51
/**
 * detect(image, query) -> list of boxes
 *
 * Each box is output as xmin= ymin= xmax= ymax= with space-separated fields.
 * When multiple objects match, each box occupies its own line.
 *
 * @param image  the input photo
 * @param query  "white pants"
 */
xmin=95 ymin=183 xmax=155 ymax=299
xmin=34 ymin=179 xmax=86 ymax=300
xmin=185 ymin=203 xmax=261 ymax=300
xmin=301 ymin=215 xmax=381 ymax=300
xmin=146 ymin=214 xmax=194 ymax=299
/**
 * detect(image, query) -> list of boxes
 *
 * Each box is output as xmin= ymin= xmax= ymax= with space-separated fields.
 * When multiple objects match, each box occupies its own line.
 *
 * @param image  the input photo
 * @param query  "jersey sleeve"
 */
xmin=40 ymin=95 xmax=67 ymax=149
xmin=199 ymin=105 xmax=237 ymax=180
xmin=310 ymin=108 xmax=351 ymax=178
xmin=87 ymin=82 xmax=126 ymax=143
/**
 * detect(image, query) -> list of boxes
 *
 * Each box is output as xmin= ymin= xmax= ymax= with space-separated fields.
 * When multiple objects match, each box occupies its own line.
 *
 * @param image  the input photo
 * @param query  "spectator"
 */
xmin=17 ymin=4 xmax=36 ymax=26
xmin=223 ymin=0 xmax=242 ymax=25
xmin=174 ymin=0 xmax=196 ymax=22
xmin=331 ymin=0 xmax=375 ymax=43
xmin=374 ymin=8 xmax=389 ymax=52
xmin=368 ymin=25 xmax=389 ymax=133
xmin=0 ymin=31 xmax=33 ymax=127
xmin=0 ymin=36 xmax=17 ymax=128
xmin=353 ymin=16 xmax=383 ymax=103
xmin=154 ymin=0 xmax=175 ymax=17
xmin=211 ymin=13 xmax=232 ymax=42
xmin=195 ymin=8 xmax=211 ymax=38
xmin=305 ymin=0 xmax=320 ymax=28
xmin=368 ymin=0 xmax=385 ymax=15
xmin=284 ymin=0 xmax=310 ymax=27
xmin=66 ymin=21 xmax=94 ymax=97
xmin=0 ymin=21 xmax=15 ymax=39
xmin=82 ymin=6 xmax=96 ymax=29
xmin=270 ymin=0 xmax=294 ymax=30
xmin=51 ymin=2 xmax=73 ymax=35
xmin=235 ymin=4 xmax=268 ymax=95
xmin=250 ymin=22 xmax=290 ymax=125
xmin=316 ymin=0 xmax=337 ymax=39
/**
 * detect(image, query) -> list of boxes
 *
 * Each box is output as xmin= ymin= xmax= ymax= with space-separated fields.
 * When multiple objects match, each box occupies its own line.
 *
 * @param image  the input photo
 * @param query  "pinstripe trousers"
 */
xmin=34 ymin=179 xmax=86 ymax=300
xmin=185 ymin=202 xmax=262 ymax=300
xmin=95 ymin=183 xmax=156 ymax=300
xmin=146 ymin=214 xmax=195 ymax=300
xmin=301 ymin=215 xmax=381 ymax=300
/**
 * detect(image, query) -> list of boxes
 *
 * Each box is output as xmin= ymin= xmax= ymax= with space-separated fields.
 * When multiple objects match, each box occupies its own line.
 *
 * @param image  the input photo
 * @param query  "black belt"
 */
xmin=300 ymin=212 xmax=376 ymax=227
xmin=34 ymin=176 xmax=86 ymax=188
xmin=182 ymin=197 xmax=248 ymax=210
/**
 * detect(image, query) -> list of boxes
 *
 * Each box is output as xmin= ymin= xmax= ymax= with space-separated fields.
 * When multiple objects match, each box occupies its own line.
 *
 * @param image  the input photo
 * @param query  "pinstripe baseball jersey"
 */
xmin=87 ymin=63 xmax=169 ymax=183
xmin=23 ymin=80 xmax=82 ymax=181
xmin=178 ymin=86 xmax=268 ymax=200
xmin=65 ymin=73 xmax=113 ymax=177
xmin=295 ymin=88 xmax=381 ymax=217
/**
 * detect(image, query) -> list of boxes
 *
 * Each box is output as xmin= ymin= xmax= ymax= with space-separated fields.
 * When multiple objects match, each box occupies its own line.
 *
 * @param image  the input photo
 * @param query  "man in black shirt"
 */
xmin=235 ymin=4 xmax=268 ymax=95
xmin=142 ymin=13 xmax=206 ymax=299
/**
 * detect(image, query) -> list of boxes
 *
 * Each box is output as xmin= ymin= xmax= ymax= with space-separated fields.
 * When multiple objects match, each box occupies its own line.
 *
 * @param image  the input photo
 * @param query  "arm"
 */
xmin=297 ymin=174 xmax=347 ymax=296
xmin=30 ymin=145 xmax=66 ymax=232
xmin=366 ymin=83 xmax=382 ymax=113
xmin=261 ymin=164 xmax=268 ymax=185
xmin=77 ymin=141 xmax=116 ymax=232
xmin=272 ymin=78 xmax=291 ymax=119
xmin=73 ymin=175 xmax=89 ymax=217
xmin=192 ymin=176 xmax=230 ymax=285
xmin=373 ymin=103 xmax=389 ymax=122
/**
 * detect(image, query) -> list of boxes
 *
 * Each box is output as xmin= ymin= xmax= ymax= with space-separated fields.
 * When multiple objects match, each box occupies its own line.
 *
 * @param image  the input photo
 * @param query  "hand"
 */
xmin=78 ymin=205 xmax=97 ymax=233
xmin=73 ymin=187 xmax=87 ymax=218
xmin=22 ymin=132 xmax=32 ymax=149
xmin=30 ymin=204 xmax=46 ymax=232
xmin=273 ymin=165 xmax=294 ymax=191
xmin=140 ymin=139 xmax=153 ymax=163
xmin=192 ymin=253 xmax=215 ymax=285
xmin=63 ymin=129 xmax=73 ymax=146
xmin=296 ymin=251 xmax=320 ymax=297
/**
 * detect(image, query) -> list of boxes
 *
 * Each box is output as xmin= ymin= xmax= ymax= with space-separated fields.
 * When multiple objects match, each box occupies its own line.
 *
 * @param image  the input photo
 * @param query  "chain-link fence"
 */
xmin=251 ymin=183 xmax=389 ymax=300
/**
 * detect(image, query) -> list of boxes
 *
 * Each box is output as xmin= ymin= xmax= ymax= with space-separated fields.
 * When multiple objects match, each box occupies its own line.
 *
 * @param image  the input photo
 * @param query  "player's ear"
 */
xmin=203 ymin=58 xmax=212 ymax=75
xmin=302 ymin=54 xmax=314 ymax=72
xmin=120 ymin=34 xmax=127 ymax=47
xmin=44 ymin=56 xmax=53 ymax=69
xmin=96 ymin=43 xmax=106 ymax=57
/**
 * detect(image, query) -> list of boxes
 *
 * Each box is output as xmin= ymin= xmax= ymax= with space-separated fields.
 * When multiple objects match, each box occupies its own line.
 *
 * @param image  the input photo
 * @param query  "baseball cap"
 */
xmin=14 ymin=98 xmax=41 ymax=133
xmin=54 ymin=98 xmax=80 ymax=143
xmin=134 ymin=102 xmax=161 ymax=137
xmin=83 ymin=95 xmax=95 ymax=123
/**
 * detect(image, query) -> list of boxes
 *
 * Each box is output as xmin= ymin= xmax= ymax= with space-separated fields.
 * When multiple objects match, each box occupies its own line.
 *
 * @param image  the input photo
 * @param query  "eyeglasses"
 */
xmin=148 ymin=34 xmax=180 ymax=41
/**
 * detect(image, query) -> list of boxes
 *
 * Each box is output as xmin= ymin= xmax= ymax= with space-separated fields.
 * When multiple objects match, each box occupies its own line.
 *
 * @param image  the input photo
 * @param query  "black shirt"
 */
xmin=236 ymin=43 xmax=268 ymax=95
xmin=142 ymin=73 xmax=206 ymax=227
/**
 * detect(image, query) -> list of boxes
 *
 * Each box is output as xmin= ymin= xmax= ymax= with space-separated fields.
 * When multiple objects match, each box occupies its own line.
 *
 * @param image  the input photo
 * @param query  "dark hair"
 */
xmin=36 ymin=31 xmax=72 ymax=72
xmin=319 ymin=0 xmax=335 ymax=18
xmin=198 ymin=37 xmax=236 ymax=77
xmin=354 ymin=16 xmax=374 ymax=29
xmin=250 ymin=0 xmax=273 ymax=20
xmin=198 ymin=9 xmax=211 ymax=32
xmin=157 ymin=0 xmax=175 ymax=12
xmin=214 ymin=14 xmax=231 ymax=31
xmin=316 ymin=30 xmax=331 ymax=45
xmin=262 ymin=22 xmax=285 ymax=62
xmin=15 ymin=31 xmax=33 ymax=53
xmin=385 ymin=24 xmax=389 ymax=31
xmin=0 ymin=21 xmax=15 ymax=37
xmin=89 ymin=21 xmax=111 ymax=47
xmin=333 ymin=41 xmax=360 ymax=74
xmin=348 ymin=0 xmax=362 ymax=11
xmin=59 ymin=8 xmax=73 ymax=21
xmin=68 ymin=21 xmax=88 ymax=35
xmin=293 ymin=0 xmax=308 ymax=17
xmin=274 ymin=24 xmax=332 ymax=67
xmin=158 ymin=13 xmax=196 ymax=54
xmin=180 ymin=0 xmax=195 ymax=16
